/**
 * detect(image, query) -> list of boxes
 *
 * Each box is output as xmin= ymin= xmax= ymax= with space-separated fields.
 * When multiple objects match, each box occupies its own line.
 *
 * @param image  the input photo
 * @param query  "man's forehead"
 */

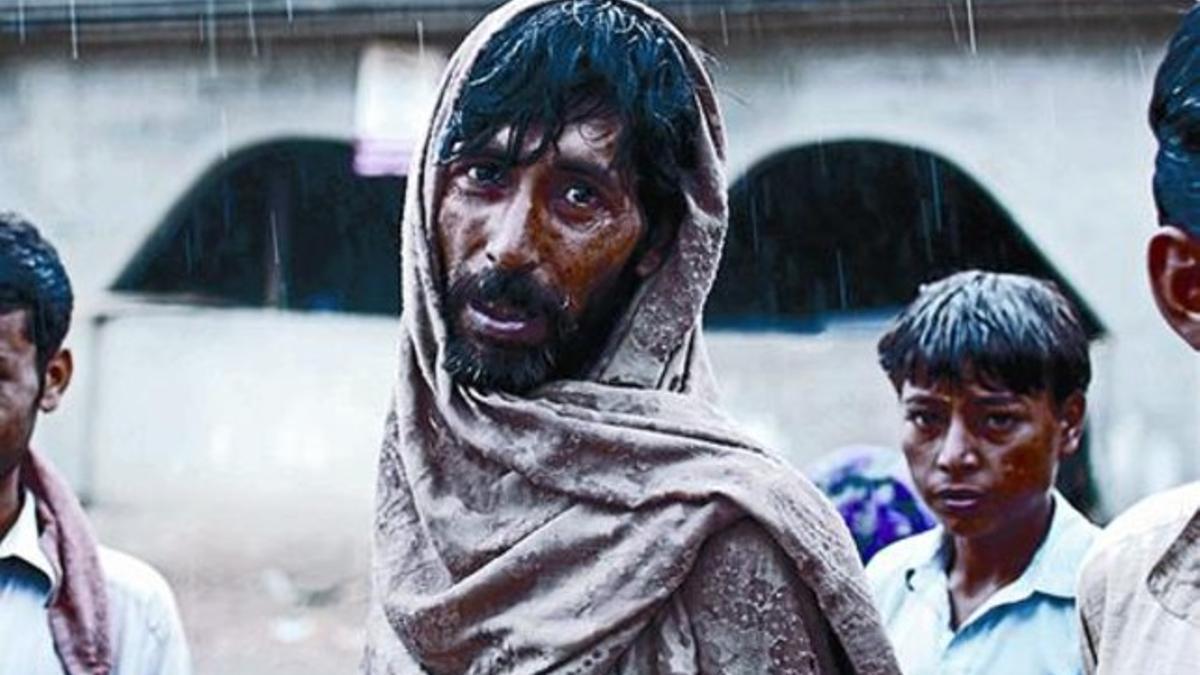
xmin=477 ymin=115 xmax=627 ymax=166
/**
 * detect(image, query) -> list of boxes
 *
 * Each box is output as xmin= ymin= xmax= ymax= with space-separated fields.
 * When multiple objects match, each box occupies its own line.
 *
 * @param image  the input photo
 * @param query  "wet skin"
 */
xmin=0 ymin=310 xmax=72 ymax=537
xmin=899 ymin=376 xmax=1084 ymax=627
xmin=437 ymin=115 xmax=661 ymax=388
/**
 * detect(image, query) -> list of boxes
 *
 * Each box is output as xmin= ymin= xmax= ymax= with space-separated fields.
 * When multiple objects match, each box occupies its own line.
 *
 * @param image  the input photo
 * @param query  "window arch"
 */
xmin=114 ymin=139 xmax=404 ymax=316
xmin=707 ymin=139 xmax=1103 ymax=336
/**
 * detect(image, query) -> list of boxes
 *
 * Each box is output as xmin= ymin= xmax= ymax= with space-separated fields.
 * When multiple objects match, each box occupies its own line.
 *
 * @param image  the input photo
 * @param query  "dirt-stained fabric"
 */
xmin=363 ymin=1 xmax=900 ymax=672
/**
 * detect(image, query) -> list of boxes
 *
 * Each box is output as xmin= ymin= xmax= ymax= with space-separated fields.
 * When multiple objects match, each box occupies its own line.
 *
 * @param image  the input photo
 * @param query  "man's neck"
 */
xmin=0 ymin=462 xmax=22 ymax=541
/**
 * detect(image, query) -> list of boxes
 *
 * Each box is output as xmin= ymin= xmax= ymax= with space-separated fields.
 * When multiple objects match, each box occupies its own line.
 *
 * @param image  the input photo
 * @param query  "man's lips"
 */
xmin=932 ymin=486 xmax=986 ymax=513
xmin=464 ymin=300 xmax=549 ymax=346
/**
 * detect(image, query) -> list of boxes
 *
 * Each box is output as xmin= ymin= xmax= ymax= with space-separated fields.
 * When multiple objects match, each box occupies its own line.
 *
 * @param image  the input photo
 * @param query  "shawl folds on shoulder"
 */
xmin=364 ymin=1 xmax=899 ymax=672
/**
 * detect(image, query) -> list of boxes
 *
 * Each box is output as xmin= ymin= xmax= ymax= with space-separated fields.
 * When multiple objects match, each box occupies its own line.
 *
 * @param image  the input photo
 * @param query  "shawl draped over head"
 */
xmin=365 ymin=0 xmax=899 ymax=672
xmin=20 ymin=450 xmax=112 ymax=675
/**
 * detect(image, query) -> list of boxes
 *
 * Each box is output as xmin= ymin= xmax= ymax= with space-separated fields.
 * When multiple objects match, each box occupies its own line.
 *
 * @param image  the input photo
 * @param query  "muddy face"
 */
xmin=436 ymin=115 xmax=649 ymax=392
xmin=898 ymin=375 xmax=1081 ymax=539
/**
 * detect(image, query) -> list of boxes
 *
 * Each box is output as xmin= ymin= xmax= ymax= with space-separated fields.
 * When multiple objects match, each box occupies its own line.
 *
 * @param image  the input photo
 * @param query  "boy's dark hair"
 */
xmin=440 ymin=0 xmax=701 ymax=243
xmin=1150 ymin=5 xmax=1200 ymax=235
xmin=0 ymin=213 xmax=74 ymax=376
xmin=877 ymin=270 xmax=1091 ymax=405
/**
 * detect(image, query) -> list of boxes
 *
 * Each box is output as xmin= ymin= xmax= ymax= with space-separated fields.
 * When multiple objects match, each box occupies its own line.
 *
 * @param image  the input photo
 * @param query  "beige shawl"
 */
xmin=365 ymin=1 xmax=898 ymax=672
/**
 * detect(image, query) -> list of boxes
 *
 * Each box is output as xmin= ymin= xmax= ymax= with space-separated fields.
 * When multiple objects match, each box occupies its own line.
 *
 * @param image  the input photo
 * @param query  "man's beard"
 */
xmin=443 ymin=269 xmax=584 ymax=393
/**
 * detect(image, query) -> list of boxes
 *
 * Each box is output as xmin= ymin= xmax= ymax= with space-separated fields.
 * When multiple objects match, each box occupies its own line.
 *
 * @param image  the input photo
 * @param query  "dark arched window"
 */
xmin=114 ymin=139 xmax=404 ymax=316
xmin=707 ymin=139 xmax=1103 ymax=336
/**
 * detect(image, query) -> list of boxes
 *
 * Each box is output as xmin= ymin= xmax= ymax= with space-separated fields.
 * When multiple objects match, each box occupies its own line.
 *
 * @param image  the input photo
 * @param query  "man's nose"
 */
xmin=485 ymin=186 xmax=540 ymax=273
xmin=934 ymin=415 xmax=980 ymax=474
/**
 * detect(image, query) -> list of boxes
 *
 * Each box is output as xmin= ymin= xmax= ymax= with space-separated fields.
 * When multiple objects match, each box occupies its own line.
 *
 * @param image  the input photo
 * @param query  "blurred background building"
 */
xmin=1 ymin=0 xmax=1194 ymax=672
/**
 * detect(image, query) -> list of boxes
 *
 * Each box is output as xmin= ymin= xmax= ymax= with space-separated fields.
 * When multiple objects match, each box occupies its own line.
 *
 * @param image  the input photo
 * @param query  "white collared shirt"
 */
xmin=866 ymin=491 xmax=1098 ymax=675
xmin=0 ymin=490 xmax=191 ymax=675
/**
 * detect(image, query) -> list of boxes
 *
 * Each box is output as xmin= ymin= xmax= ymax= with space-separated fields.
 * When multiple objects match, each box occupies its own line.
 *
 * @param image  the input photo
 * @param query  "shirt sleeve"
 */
xmin=681 ymin=519 xmax=851 ymax=675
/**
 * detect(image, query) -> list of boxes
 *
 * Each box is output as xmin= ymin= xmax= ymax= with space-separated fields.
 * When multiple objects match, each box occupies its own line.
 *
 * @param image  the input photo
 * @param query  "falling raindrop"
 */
xmin=964 ymin=0 xmax=977 ymax=55
xmin=416 ymin=19 xmax=426 ymax=62
xmin=271 ymin=210 xmax=282 ymax=270
xmin=719 ymin=8 xmax=729 ymax=47
xmin=207 ymin=0 xmax=220 ymax=77
xmin=286 ymin=0 xmax=294 ymax=23
xmin=246 ymin=0 xmax=259 ymax=58
xmin=269 ymin=209 xmax=287 ymax=307
xmin=17 ymin=0 xmax=26 ymax=45
xmin=919 ymin=199 xmax=935 ymax=263
xmin=945 ymin=1 xmax=960 ymax=47
xmin=69 ymin=0 xmax=79 ymax=59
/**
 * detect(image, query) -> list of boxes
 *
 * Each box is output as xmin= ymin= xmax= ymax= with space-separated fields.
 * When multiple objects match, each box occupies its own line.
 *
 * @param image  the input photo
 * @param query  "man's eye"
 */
xmin=465 ymin=163 xmax=505 ymax=186
xmin=563 ymin=183 xmax=599 ymax=208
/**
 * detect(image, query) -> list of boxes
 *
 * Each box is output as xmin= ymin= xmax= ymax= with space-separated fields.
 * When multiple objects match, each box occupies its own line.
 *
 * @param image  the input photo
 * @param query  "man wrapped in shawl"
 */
xmin=364 ymin=1 xmax=899 ymax=673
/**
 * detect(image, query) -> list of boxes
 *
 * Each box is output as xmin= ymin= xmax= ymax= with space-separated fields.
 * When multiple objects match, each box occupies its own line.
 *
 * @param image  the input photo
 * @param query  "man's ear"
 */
xmin=1147 ymin=225 xmax=1200 ymax=350
xmin=1057 ymin=391 xmax=1087 ymax=458
xmin=38 ymin=348 xmax=73 ymax=413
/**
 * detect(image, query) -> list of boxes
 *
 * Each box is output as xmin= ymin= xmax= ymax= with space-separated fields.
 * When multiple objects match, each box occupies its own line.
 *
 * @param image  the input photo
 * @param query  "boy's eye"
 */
xmin=984 ymin=413 xmax=1018 ymax=431
xmin=905 ymin=410 xmax=942 ymax=430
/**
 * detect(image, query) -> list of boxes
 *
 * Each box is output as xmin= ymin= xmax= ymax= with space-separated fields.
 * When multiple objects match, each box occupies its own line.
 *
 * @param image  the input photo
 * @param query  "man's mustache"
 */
xmin=447 ymin=268 xmax=568 ymax=324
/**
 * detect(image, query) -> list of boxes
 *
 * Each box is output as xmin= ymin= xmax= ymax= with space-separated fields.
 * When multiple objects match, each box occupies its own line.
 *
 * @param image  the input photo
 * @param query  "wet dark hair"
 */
xmin=877 ymin=270 xmax=1090 ymax=405
xmin=0 ymin=212 xmax=73 ymax=376
xmin=440 ymin=0 xmax=701 ymax=240
xmin=1150 ymin=5 xmax=1200 ymax=235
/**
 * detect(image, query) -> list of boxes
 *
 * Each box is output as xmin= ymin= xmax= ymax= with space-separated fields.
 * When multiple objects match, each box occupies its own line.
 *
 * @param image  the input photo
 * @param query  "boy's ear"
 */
xmin=1058 ymin=391 xmax=1087 ymax=458
xmin=1147 ymin=225 xmax=1200 ymax=350
xmin=38 ymin=348 xmax=73 ymax=413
